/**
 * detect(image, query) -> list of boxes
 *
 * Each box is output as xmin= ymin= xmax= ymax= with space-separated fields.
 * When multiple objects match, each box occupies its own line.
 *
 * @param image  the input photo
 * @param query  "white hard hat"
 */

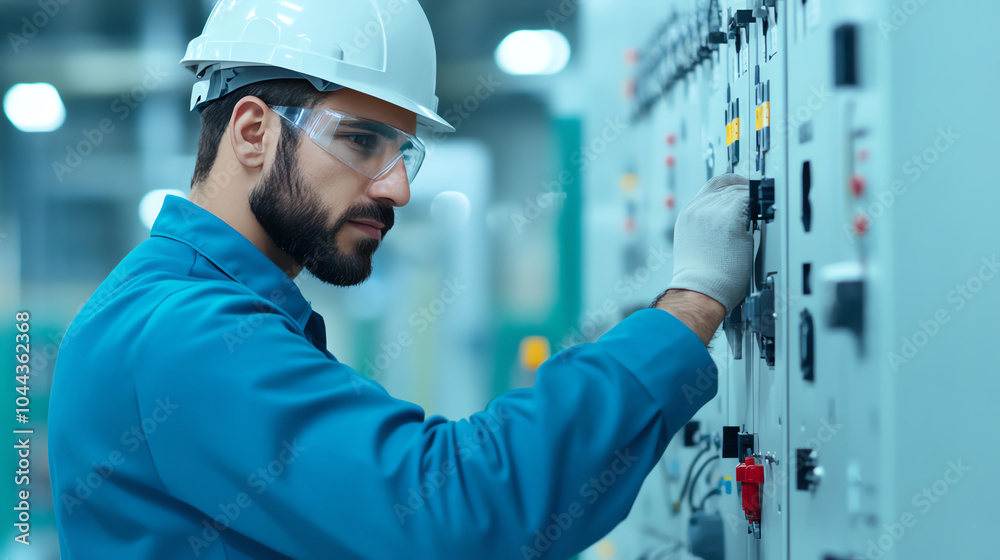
xmin=180 ymin=0 xmax=455 ymax=134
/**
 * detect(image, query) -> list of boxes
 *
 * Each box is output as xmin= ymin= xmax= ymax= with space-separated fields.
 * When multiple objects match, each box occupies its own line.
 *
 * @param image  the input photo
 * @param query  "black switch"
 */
xmin=684 ymin=421 xmax=701 ymax=447
xmin=800 ymin=309 xmax=815 ymax=382
xmin=834 ymin=23 xmax=859 ymax=86
xmin=829 ymin=278 xmax=864 ymax=339
xmin=722 ymin=426 xmax=740 ymax=458
xmin=796 ymin=448 xmax=821 ymax=491
xmin=749 ymin=178 xmax=776 ymax=224
xmin=734 ymin=9 xmax=756 ymax=26
xmin=738 ymin=432 xmax=755 ymax=463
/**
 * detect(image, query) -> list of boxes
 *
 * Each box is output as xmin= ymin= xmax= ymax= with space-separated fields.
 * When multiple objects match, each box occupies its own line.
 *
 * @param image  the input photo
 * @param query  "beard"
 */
xmin=248 ymin=132 xmax=394 ymax=286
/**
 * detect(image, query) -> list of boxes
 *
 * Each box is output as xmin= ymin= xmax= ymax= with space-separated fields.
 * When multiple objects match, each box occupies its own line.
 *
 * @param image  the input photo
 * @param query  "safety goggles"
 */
xmin=269 ymin=105 xmax=426 ymax=184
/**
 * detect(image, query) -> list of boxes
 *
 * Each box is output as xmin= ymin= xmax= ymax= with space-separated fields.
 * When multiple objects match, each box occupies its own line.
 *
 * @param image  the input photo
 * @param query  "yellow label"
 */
xmin=726 ymin=118 xmax=740 ymax=146
xmin=756 ymin=102 xmax=771 ymax=131
xmin=518 ymin=336 xmax=551 ymax=371
xmin=619 ymin=173 xmax=638 ymax=193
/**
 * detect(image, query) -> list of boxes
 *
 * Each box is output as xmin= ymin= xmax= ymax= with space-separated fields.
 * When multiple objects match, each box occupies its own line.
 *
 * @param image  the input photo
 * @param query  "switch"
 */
xmin=853 ymin=213 xmax=868 ymax=236
xmin=722 ymin=426 xmax=740 ymax=458
xmin=822 ymin=262 xmax=866 ymax=348
xmin=738 ymin=432 xmax=755 ymax=463
xmin=731 ymin=9 xmax=756 ymax=30
xmin=830 ymin=277 xmax=864 ymax=338
xmin=754 ymin=69 xmax=771 ymax=171
xmin=726 ymin=86 xmax=740 ymax=169
xmin=850 ymin=174 xmax=866 ymax=197
xmin=800 ymin=309 xmax=815 ymax=382
xmin=683 ymin=421 xmax=700 ymax=447
xmin=834 ymin=23 xmax=859 ymax=87
xmin=749 ymin=178 xmax=776 ymax=225
xmin=746 ymin=274 xmax=776 ymax=367
xmin=735 ymin=456 xmax=764 ymax=539
xmin=796 ymin=448 xmax=823 ymax=491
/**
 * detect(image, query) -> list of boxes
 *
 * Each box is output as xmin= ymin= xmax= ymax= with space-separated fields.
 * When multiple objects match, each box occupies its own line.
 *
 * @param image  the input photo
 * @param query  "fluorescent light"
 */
xmin=3 ymin=83 xmax=66 ymax=132
xmin=139 ymin=190 xmax=186 ymax=229
xmin=495 ymin=30 xmax=571 ymax=76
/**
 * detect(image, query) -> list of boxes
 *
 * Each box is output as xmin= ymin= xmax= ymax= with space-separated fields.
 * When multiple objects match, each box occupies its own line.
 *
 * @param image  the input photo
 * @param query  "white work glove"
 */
xmin=666 ymin=173 xmax=753 ymax=313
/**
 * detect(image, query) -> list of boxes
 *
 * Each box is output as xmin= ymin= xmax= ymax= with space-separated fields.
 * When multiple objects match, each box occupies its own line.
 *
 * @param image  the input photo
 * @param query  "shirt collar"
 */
xmin=150 ymin=195 xmax=313 ymax=329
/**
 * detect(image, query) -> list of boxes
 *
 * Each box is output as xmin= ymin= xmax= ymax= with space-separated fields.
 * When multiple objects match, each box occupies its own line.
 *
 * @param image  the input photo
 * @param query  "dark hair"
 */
xmin=190 ymin=79 xmax=328 ymax=188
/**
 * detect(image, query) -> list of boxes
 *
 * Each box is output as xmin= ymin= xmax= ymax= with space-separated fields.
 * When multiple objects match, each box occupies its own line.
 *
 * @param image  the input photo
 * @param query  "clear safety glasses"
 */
xmin=269 ymin=105 xmax=426 ymax=184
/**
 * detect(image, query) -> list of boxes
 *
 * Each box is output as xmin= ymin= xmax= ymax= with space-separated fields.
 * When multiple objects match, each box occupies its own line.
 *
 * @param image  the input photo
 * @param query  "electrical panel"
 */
xmin=575 ymin=1 xmax=997 ymax=559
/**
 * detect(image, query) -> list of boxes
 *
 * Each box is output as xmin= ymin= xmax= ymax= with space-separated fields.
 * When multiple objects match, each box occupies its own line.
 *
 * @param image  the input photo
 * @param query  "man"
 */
xmin=47 ymin=0 xmax=752 ymax=558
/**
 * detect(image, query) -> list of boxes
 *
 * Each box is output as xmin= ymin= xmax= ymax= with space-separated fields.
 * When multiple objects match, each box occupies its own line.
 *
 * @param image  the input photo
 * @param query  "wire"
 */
xmin=673 ymin=443 xmax=711 ymax=513
xmin=688 ymin=455 xmax=720 ymax=512
xmin=695 ymin=488 xmax=722 ymax=512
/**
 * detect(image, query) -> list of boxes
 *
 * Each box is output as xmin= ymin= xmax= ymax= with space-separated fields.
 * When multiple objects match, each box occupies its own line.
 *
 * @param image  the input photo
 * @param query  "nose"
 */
xmin=367 ymin=157 xmax=411 ymax=208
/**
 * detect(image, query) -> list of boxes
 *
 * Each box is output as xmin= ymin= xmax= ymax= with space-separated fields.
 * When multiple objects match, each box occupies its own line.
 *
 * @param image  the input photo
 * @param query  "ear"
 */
xmin=228 ymin=96 xmax=279 ymax=170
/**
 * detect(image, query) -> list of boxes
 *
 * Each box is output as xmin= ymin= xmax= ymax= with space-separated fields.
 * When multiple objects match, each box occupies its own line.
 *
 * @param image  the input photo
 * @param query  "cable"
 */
xmin=695 ymin=488 xmax=722 ymax=512
xmin=688 ymin=455 xmax=720 ymax=512
xmin=672 ymin=443 xmax=711 ymax=513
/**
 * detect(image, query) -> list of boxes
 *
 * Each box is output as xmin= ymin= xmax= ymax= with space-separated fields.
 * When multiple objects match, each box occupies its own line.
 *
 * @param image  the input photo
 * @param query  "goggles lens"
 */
xmin=270 ymin=105 xmax=425 ymax=184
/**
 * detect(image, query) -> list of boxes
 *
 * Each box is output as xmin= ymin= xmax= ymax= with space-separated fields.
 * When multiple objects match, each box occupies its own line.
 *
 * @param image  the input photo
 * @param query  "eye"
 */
xmin=341 ymin=133 xmax=378 ymax=153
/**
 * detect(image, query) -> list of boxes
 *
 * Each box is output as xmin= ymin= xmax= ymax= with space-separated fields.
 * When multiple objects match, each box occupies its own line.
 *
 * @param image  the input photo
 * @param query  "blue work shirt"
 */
xmin=48 ymin=194 xmax=718 ymax=559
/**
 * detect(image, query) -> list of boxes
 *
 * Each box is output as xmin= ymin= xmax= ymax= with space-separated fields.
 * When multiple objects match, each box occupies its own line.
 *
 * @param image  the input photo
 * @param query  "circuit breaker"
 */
xmin=576 ymin=1 xmax=997 ymax=559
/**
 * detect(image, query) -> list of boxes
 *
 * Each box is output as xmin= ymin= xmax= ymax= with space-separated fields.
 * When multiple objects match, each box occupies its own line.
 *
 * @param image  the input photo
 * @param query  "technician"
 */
xmin=47 ymin=0 xmax=752 ymax=558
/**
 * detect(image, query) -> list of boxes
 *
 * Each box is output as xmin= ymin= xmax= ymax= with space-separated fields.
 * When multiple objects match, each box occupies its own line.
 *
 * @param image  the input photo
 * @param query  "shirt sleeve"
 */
xmin=133 ymin=282 xmax=718 ymax=559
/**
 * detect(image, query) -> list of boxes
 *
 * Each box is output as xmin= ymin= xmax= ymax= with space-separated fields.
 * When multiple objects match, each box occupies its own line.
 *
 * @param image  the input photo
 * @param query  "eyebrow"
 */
xmin=339 ymin=119 xmax=399 ymax=141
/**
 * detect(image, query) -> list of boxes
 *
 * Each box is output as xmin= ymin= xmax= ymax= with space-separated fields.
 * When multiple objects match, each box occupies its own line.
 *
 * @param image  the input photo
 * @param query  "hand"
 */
xmin=665 ymin=173 xmax=753 ymax=314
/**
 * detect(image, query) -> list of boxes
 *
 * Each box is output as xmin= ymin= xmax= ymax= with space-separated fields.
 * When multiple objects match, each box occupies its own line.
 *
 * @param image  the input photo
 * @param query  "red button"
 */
xmin=665 ymin=194 xmax=675 ymax=209
xmin=624 ymin=49 xmax=640 ymax=65
xmin=666 ymin=133 xmax=676 ymax=146
xmin=854 ymin=214 xmax=869 ymax=236
xmin=665 ymin=155 xmax=676 ymax=168
xmin=859 ymin=148 xmax=870 ymax=162
xmin=623 ymin=79 xmax=635 ymax=100
xmin=851 ymin=174 xmax=866 ymax=197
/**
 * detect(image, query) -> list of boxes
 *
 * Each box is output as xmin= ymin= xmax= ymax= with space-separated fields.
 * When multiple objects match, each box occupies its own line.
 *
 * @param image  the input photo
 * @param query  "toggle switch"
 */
xmin=749 ymin=178 xmax=776 ymax=225
xmin=796 ymin=448 xmax=823 ymax=491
